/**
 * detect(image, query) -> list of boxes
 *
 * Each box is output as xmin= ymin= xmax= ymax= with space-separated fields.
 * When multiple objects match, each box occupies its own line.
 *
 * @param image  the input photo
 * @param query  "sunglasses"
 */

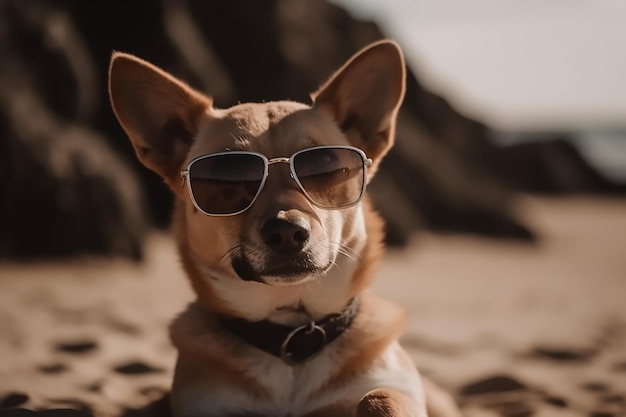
xmin=180 ymin=145 xmax=372 ymax=216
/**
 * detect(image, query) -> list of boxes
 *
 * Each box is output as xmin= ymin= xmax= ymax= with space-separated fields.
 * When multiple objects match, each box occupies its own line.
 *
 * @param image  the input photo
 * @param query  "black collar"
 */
xmin=218 ymin=298 xmax=360 ymax=365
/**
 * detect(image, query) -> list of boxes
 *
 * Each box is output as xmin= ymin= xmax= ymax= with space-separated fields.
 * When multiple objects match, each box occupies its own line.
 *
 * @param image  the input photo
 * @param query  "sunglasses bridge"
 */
xmin=267 ymin=157 xmax=296 ymax=180
xmin=267 ymin=157 xmax=290 ymax=165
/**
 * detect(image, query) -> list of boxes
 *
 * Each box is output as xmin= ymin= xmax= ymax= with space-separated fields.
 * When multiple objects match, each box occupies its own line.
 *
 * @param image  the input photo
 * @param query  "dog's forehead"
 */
xmin=191 ymin=101 xmax=346 ymax=158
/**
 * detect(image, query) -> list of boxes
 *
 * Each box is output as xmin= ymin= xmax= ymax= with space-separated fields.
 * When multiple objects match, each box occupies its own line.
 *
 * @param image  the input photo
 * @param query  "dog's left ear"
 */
xmin=312 ymin=40 xmax=406 ymax=166
xmin=108 ymin=52 xmax=212 ymax=188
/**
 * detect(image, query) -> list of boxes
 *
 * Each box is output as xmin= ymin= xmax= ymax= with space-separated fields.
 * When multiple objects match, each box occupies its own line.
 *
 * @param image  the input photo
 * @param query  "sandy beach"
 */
xmin=1 ymin=196 xmax=625 ymax=417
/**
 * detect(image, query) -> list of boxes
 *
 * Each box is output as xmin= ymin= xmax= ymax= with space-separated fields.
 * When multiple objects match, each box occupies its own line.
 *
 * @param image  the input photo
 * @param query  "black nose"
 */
xmin=261 ymin=218 xmax=310 ymax=254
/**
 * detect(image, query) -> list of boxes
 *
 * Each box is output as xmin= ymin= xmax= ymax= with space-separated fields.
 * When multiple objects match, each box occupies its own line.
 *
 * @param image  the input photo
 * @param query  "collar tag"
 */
xmin=280 ymin=321 xmax=327 ymax=365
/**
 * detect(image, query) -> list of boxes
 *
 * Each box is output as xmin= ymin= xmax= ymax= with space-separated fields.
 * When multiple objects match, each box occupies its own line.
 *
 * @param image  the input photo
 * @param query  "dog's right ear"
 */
xmin=108 ymin=52 xmax=211 ymax=187
xmin=312 ymin=41 xmax=405 ymax=170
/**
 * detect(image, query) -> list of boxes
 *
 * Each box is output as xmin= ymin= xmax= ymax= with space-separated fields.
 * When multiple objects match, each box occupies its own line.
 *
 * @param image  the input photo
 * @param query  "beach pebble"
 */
xmin=460 ymin=375 xmax=528 ymax=396
xmin=0 ymin=393 xmax=29 ymax=409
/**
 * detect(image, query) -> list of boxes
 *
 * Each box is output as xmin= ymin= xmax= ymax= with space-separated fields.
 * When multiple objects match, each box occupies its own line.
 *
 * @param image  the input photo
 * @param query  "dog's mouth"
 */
xmin=231 ymin=254 xmax=329 ymax=285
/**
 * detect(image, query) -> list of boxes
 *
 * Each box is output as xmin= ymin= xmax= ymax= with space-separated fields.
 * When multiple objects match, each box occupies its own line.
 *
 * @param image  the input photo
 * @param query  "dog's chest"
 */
xmin=170 ymin=295 xmax=421 ymax=417
xmin=250 ymin=357 xmax=338 ymax=414
xmin=177 ymin=348 xmax=360 ymax=417
xmin=173 ymin=341 xmax=422 ymax=417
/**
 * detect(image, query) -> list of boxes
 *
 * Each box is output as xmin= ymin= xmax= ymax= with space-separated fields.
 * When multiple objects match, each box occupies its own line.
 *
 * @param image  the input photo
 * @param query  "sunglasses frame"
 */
xmin=180 ymin=145 xmax=372 ymax=216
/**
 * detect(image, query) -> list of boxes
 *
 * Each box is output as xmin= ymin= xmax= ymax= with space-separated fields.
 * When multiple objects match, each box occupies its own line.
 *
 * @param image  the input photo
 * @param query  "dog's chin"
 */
xmin=231 ymin=255 xmax=330 ymax=286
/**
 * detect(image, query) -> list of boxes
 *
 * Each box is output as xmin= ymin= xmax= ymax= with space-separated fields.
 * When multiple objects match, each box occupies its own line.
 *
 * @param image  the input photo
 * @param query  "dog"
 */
xmin=109 ymin=40 xmax=460 ymax=417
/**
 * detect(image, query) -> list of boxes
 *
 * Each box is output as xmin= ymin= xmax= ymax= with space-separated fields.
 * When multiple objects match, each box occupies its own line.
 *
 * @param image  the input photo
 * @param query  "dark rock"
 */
xmin=0 ymin=1 xmax=149 ymax=261
xmin=37 ymin=363 xmax=68 ymax=374
xmin=0 ymin=410 xmax=36 ymax=417
xmin=54 ymin=340 xmax=97 ymax=354
xmin=582 ymin=382 xmax=610 ymax=393
xmin=39 ymin=410 xmax=93 ymax=417
xmin=82 ymin=382 xmax=102 ymax=394
xmin=544 ymin=396 xmax=568 ymax=408
xmin=531 ymin=346 xmax=596 ymax=362
xmin=44 ymin=401 xmax=91 ymax=416
xmin=496 ymin=403 xmax=534 ymax=417
xmin=113 ymin=361 xmax=163 ymax=375
xmin=486 ymin=136 xmax=626 ymax=194
xmin=0 ymin=412 xmax=92 ymax=417
xmin=459 ymin=375 xmax=528 ymax=396
xmin=0 ymin=393 xmax=29 ymax=409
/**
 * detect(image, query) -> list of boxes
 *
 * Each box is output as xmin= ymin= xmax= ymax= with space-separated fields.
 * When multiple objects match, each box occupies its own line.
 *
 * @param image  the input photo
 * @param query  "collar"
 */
xmin=217 ymin=298 xmax=360 ymax=365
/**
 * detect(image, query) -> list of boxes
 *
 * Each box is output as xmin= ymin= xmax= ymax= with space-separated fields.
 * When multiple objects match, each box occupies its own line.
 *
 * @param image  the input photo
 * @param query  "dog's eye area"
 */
xmin=293 ymin=148 xmax=365 ymax=208
xmin=295 ymin=149 xmax=338 ymax=171
xmin=188 ymin=153 xmax=265 ymax=215
xmin=294 ymin=149 xmax=356 ymax=182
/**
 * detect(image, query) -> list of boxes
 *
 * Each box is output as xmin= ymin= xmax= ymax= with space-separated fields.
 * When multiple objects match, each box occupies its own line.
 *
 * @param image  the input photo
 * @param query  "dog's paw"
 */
xmin=357 ymin=389 xmax=425 ymax=417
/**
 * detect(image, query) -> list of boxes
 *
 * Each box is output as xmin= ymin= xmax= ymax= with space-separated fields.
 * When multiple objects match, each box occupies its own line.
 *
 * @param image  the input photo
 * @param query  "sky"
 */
xmin=330 ymin=0 xmax=626 ymax=133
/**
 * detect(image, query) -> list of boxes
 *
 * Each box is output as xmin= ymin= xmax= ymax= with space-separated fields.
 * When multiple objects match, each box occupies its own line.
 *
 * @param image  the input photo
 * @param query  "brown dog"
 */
xmin=109 ymin=40 xmax=459 ymax=417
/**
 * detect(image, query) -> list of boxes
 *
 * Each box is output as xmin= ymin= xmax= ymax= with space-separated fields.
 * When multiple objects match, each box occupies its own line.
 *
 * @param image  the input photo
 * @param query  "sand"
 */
xmin=1 ymin=196 xmax=625 ymax=417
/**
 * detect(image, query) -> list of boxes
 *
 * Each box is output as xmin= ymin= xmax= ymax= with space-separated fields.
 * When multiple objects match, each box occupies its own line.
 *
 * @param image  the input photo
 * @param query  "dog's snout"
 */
xmin=261 ymin=218 xmax=310 ymax=254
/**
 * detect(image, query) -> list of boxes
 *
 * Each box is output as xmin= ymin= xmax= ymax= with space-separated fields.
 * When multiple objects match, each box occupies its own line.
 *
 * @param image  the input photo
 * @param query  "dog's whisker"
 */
xmin=328 ymin=240 xmax=360 ymax=258
xmin=219 ymin=244 xmax=242 ymax=263
xmin=342 ymin=245 xmax=361 ymax=258
xmin=303 ymin=279 xmax=317 ymax=293
xmin=337 ymin=248 xmax=356 ymax=262
xmin=329 ymin=242 xmax=359 ymax=262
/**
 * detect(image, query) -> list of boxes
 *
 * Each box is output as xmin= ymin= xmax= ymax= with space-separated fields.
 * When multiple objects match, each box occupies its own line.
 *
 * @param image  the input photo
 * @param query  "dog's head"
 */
xmin=109 ymin=41 xmax=405 ymax=321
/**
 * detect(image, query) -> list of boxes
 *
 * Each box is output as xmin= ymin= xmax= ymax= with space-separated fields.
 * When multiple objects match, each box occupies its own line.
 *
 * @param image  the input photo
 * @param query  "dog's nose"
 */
xmin=261 ymin=218 xmax=310 ymax=254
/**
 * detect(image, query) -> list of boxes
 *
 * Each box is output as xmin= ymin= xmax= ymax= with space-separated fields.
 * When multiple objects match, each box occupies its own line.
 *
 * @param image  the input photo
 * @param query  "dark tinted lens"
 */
xmin=188 ymin=153 xmax=265 ymax=214
xmin=293 ymin=147 xmax=365 ymax=208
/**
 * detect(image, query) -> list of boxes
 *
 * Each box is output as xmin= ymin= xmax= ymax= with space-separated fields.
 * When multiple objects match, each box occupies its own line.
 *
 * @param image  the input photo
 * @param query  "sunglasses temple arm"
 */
xmin=180 ymin=170 xmax=189 ymax=186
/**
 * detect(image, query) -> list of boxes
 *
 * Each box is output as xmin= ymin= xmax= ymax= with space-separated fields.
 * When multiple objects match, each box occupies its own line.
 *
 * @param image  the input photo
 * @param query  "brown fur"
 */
xmin=109 ymin=40 xmax=460 ymax=417
xmin=311 ymin=293 xmax=409 ymax=398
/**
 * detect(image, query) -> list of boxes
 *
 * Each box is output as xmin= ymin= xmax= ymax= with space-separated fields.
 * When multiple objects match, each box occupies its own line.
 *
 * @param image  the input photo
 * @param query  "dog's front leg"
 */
xmin=357 ymin=388 xmax=427 ymax=417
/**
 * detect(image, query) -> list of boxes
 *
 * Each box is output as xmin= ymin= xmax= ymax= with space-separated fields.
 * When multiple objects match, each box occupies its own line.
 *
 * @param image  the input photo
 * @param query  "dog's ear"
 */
xmin=108 ymin=52 xmax=211 ymax=187
xmin=312 ymin=40 xmax=405 ymax=167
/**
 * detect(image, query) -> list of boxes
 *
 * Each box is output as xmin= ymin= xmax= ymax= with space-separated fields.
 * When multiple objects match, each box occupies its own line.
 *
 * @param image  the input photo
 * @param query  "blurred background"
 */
xmin=0 ymin=1 xmax=625 ymax=416
xmin=2 ymin=0 xmax=625 ymax=260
